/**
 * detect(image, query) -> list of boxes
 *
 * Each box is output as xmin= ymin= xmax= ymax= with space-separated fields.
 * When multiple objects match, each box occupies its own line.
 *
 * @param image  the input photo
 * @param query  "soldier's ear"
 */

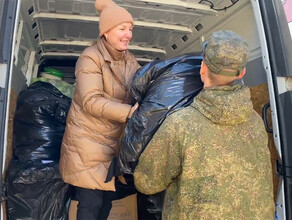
xmin=200 ymin=61 xmax=207 ymax=75
xmin=237 ymin=67 xmax=246 ymax=79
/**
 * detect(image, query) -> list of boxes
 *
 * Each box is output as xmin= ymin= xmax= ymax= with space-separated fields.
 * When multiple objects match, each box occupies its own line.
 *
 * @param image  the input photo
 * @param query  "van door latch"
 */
xmin=277 ymin=160 xmax=292 ymax=178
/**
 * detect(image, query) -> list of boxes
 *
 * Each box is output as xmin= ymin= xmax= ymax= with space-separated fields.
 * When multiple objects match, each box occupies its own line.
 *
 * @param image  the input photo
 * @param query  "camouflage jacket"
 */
xmin=134 ymin=84 xmax=274 ymax=220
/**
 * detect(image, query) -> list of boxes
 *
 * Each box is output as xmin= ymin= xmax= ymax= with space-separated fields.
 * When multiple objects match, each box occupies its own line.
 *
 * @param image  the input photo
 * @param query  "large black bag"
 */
xmin=119 ymin=54 xmax=204 ymax=174
xmin=6 ymin=160 xmax=71 ymax=220
xmin=13 ymin=81 xmax=71 ymax=161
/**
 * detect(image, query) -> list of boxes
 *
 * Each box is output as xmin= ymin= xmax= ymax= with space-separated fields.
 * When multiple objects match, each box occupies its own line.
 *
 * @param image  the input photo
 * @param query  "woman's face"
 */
xmin=104 ymin=22 xmax=133 ymax=51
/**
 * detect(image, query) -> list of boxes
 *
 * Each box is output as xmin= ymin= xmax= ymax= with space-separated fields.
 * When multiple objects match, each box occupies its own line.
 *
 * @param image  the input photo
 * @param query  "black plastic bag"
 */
xmin=137 ymin=191 xmax=165 ymax=220
xmin=119 ymin=54 xmax=204 ymax=174
xmin=13 ymin=81 xmax=71 ymax=161
xmin=6 ymin=160 xmax=71 ymax=220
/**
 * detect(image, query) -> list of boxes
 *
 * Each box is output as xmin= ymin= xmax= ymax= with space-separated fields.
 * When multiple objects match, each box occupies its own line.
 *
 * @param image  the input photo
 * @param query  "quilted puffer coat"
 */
xmin=60 ymin=38 xmax=140 ymax=190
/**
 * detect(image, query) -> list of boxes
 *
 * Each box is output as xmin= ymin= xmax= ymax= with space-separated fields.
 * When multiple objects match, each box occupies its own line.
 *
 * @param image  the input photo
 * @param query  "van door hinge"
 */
xmin=277 ymin=160 xmax=292 ymax=178
xmin=0 ymin=183 xmax=7 ymax=203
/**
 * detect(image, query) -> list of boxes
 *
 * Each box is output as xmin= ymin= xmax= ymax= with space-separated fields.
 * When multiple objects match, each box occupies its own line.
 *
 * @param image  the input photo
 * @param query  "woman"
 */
xmin=59 ymin=0 xmax=140 ymax=219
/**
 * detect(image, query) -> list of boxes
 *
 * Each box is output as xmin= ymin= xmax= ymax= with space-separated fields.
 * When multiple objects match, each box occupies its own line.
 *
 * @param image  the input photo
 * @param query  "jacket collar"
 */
xmin=192 ymin=84 xmax=253 ymax=125
xmin=95 ymin=37 xmax=137 ymax=89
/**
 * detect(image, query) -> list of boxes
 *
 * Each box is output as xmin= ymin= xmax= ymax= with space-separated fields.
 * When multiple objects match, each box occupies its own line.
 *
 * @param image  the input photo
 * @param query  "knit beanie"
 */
xmin=95 ymin=0 xmax=134 ymax=36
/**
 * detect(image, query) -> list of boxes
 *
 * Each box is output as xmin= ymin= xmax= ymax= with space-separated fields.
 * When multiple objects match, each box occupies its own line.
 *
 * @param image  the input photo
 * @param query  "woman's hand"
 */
xmin=128 ymin=102 xmax=139 ymax=118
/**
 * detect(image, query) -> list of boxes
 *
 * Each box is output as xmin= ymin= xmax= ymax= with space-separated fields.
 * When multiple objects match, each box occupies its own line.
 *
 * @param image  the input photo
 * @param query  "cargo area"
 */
xmin=2 ymin=0 xmax=290 ymax=219
xmin=12 ymin=0 xmax=268 ymax=88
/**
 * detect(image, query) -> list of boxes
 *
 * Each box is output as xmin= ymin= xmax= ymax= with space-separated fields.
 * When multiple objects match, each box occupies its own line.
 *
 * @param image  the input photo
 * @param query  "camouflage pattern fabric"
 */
xmin=134 ymin=84 xmax=274 ymax=220
xmin=203 ymin=30 xmax=249 ymax=76
xmin=32 ymin=77 xmax=75 ymax=98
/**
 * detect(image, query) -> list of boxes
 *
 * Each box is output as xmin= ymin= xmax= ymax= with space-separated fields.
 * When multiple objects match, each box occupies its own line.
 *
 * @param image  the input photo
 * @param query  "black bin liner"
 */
xmin=13 ymin=81 xmax=71 ymax=161
xmin=7 ymin=81 xmax=72 ymax=219
xmin=119 ymin=54 xmax=204 ymax=174
xmin=6 ymin=160 xmax=71 ymax=220
xmin=137 ymin=191 xmax=165 ymax=220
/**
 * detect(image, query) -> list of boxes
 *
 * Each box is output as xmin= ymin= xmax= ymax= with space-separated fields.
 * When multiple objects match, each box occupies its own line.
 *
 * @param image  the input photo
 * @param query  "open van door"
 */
xmin=0 ymin=0 xmax=19 ymax=218
xmin=0 ymin=0 xmax=18 ymax=219
xmin=253 ymin=0 xmax=292 ymax=219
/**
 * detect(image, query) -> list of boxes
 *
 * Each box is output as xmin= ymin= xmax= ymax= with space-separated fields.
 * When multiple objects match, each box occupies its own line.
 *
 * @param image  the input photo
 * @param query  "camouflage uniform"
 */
xmin=134 ymin=31 xmax=275 ymax=219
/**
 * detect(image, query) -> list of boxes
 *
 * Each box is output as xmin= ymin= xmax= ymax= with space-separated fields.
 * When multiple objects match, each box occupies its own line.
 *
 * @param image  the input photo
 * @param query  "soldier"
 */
xmin=134 ymin=30 xmax=275 ymax=219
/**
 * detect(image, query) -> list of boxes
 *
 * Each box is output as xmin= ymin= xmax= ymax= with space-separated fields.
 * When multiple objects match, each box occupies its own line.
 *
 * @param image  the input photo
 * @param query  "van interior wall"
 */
xmin=5 ymin=65 xmax=27 ymax=179
xmin=13 ymin=0 xmax=266 ymax=86
xmin=169 ymin=3 xmax=259 ymax=54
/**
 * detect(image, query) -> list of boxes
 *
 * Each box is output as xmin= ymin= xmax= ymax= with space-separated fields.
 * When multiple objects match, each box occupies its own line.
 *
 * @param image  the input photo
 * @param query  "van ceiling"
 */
xmin=19 ymin=0 xmax=250 ymax=65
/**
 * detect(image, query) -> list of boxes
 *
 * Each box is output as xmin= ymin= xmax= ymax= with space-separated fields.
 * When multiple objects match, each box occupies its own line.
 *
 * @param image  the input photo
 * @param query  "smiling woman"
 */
xmin=104 ymin=23 xmax=133 ymax=51
xmin=58 ymin=0 xmax=140 ymax=219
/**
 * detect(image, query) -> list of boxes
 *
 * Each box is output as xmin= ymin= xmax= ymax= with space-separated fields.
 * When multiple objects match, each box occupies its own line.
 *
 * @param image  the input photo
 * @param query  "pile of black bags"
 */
xmin=6 ymin=160 xmax=71 ymax=220
xmin=6 ymin=81 xmax=72 ymax=220
xmin=13 ymin=82 xmax=71 ymax=161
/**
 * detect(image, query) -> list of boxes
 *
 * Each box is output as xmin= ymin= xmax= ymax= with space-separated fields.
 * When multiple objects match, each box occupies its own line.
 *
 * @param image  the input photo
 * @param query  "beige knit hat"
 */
xmin=95 ymin=0 xmax=134 ymax=36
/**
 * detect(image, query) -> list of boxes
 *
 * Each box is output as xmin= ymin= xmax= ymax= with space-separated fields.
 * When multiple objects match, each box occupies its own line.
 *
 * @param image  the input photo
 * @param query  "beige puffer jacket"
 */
xmin=60 ymin=38 xmax=140 ymax=191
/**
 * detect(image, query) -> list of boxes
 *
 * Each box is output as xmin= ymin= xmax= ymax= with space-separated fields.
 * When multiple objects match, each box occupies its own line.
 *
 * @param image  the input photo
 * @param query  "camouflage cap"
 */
xmin=203 ymin=30 xmax=249 ymax=76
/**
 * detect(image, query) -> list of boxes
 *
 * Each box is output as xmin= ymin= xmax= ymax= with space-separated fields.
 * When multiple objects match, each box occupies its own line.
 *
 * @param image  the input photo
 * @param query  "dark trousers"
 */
xmin=75 ymin=186 xmax=116 ymax=220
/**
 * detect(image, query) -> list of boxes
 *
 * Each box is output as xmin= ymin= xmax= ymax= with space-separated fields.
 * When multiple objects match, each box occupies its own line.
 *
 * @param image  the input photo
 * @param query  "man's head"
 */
xmin=201 ymin=30 xmax=249 ymax=86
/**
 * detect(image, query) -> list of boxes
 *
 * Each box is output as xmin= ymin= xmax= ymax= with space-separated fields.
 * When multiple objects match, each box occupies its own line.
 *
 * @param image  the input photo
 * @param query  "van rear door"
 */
xmin=254 ymin=0 xmax=292 ymax=219
xmin=0 ymin=0 xmax=19 ymax=216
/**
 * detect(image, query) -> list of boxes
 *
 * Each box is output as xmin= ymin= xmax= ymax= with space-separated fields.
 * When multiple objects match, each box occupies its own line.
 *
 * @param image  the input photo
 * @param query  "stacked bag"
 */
xmin=6 ymin=72 xmax=74 ymax=220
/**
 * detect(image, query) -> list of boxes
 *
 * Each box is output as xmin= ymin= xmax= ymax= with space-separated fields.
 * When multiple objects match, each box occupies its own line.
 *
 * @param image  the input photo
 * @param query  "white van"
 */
xmin=0 ymin=0 xmax=292 ymax=219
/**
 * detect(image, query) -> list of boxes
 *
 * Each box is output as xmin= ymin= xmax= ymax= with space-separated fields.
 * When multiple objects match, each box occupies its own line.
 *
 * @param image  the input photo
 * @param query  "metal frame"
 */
xmin=252 ymin=0 xmax=292 ymax=219
xmin=0 ymin=0 xmax=20 ymax=219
